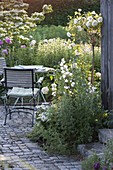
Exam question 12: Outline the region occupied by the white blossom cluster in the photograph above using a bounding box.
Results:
[0,1,52,45]
[67,9,103,38]
[36,104,50,122]
[51,58,77,97]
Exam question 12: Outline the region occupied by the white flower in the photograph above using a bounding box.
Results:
[63,64,68,70]
[51,83,57,89]
[74,18,78,24]
[52,91,56,96]
[92,11,96,15]
[19,35,24,39]
[88,77,91,82]
[40,113,47,122]
[71,82,75,87]
[61,58,65,64]
[88,82,91,86]
[43,39,48,43]
[29,35,33,39]
[77,26,82,31]
[69,73,73,76]
[37,77,44,83]
[72,63,77,68]
[65,79,68,83]
[65,71,70,76]
[87,16,93,21]
[71,43,76,47]
[75,50,81,56]
[92,20,98,27]
[67,32,71,37]
[96,72,101,78]
[78,9,82,12]
[51,83,57,91]
[89,86,96,93]
[61,70,65,74]
[86,21,91,28]
[62,74,66,79]
[97,17,103,23]
[30,39,36,46]
[64,86,70,89]
[60,59,65,67]
[41,86,49,94]
[68,45,72,49]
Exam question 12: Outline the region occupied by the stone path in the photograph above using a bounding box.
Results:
[0,106,82,170]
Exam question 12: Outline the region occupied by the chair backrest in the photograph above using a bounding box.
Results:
[4,68,35,89]
[0,57,6,76]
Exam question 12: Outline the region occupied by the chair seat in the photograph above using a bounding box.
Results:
[7,87,39,97]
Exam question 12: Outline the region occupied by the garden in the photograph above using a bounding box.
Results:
[0,0,113,169]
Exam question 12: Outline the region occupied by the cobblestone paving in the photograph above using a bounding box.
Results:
[0,106,82,170]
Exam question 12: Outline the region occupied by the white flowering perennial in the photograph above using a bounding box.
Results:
[51,58,77,97]
[67,9,103,40]
[51,83,57,97]
[0,0,52,51]
[36,104,51,123]
[41,86,49,95]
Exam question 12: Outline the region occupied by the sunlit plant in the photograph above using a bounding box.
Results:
[0,0,52,66]
[66,9,103,84]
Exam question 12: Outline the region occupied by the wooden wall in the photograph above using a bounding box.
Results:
[101,0,113,110]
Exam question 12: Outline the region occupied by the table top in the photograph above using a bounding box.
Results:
[13,65,55,73]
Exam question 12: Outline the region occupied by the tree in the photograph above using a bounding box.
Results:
[66,9,103,85]
[0,0,52,66]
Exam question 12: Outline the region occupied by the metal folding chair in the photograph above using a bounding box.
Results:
[3,68,39,126]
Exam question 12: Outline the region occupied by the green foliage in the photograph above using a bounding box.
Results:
[29,25,67,42]
[13,46,38,66]
[82,154,100,170]
[81,139,113,170]
[81,46,101,72]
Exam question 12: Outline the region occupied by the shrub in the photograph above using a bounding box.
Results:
[29,57,102,155]
[13,46,38,66]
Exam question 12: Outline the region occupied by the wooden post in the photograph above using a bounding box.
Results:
[101,0,113,110]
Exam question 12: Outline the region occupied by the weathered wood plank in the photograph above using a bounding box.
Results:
[108,0,113,109]
[101,0,113,110]
[100,0,109,109]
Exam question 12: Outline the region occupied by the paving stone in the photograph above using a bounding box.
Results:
[0,106,82,170]
[98,128,113,143]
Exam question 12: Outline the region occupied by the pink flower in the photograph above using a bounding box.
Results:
[2,49,8,55]
[5,37,12,44]
[21,45,26,48]
[0,40,3,45]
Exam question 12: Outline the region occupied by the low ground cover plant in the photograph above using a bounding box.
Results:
[82,139,113,170]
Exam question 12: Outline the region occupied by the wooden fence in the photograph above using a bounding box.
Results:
[101,0,113,110]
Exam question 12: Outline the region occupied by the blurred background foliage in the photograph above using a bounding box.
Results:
[25,0,100,26]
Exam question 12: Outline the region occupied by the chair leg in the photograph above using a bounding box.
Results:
[9,109,11,119]
[32,112,34,127]
[4,106,8,125]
